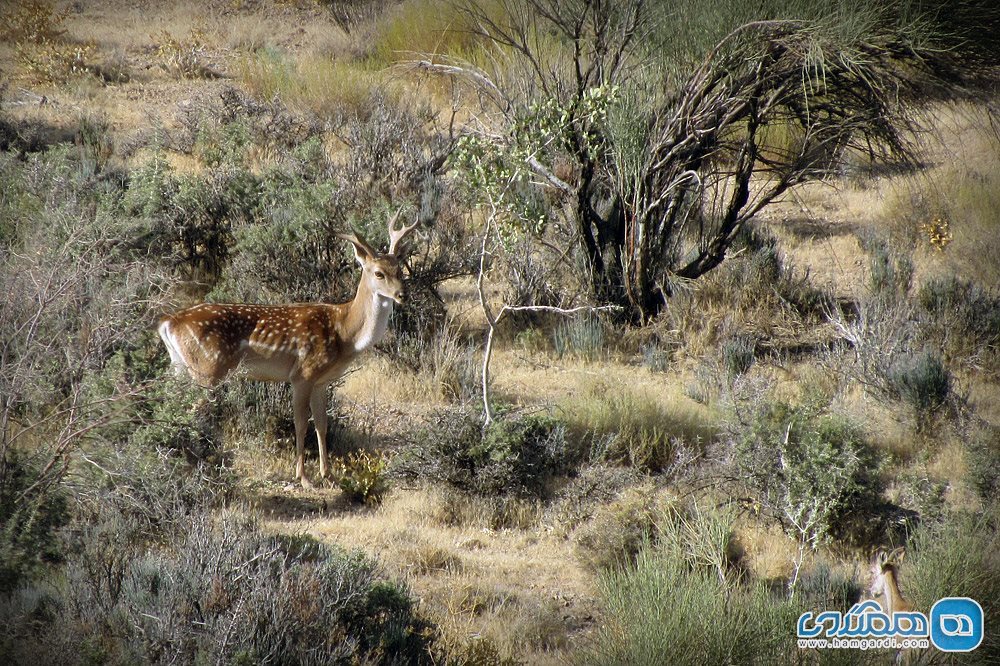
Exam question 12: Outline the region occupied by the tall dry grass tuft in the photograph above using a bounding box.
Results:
[582,503,800,666]
[561,380,710,473]
[237,48,383,119]
[371,0,492,64]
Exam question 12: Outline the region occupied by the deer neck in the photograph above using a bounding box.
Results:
[346,277,394,353]
[882,569,908,614]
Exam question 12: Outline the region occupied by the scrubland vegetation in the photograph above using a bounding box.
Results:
[2,1,1000,664]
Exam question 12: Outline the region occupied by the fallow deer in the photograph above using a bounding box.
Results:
[158,211,418,488]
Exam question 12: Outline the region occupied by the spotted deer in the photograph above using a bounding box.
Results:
[158,211,418,488]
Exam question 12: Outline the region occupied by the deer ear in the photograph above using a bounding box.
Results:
[349,241,369,266]
[891,547,906,563]
[338,233,373,266]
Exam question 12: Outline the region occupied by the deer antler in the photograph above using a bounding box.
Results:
[387,209,419,256]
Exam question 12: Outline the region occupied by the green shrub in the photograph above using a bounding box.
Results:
[0,143,176,592]
[893,472,948,524]
[1,510,436,665]
[721,333,756,379]
[216,380,296,443]
[906,506,1000,662]
[885,351,951,423]
[82,345,226,463]
[392,409,571,500]
[860,231,913,300]
[335,449,390,504]
[0,453,70,594]
[724,400,885,547]
[917,276,1000,368]
[582,534,799,665]
[2,433,433,664]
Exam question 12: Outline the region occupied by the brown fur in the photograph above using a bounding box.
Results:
[870,547,914,614]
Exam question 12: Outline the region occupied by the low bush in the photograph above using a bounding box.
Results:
[394,323,480,402]
[552,315,606,361]
[965,422,1000,504]
[829,236,964,428]
[237,48,380,120]
[573,482,665,572]
[638,340,673,372]
[1,0,67,43]
[154,29,212,79]
[0,453,70,595]
[884,351,951,424]
[665,227,829,358]
[335,449,390,504]
[1,436,435,665]
[1,510,436,665]
[721,333,757,379]
[792,561,863,613]
[722,399,886,547]
[547,463,642,534]
[860,231,913,301]
[370,0,487,65]
[392,409,571,501]
[16,40,95,84]
[917,276,1000,370]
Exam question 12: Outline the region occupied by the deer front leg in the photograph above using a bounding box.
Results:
[292,382,313,489]
[310,385,329,480]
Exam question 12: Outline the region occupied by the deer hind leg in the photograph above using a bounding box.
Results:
[310,385,330,480]
[292,382,313,489]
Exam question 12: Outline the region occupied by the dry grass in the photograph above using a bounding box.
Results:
[920,438,981,512]
[341,355,451,407]
[968,373,1000,426]
[224,14,273,53]
[881,104,1000,287]
[558,378,712,471]
[237,49,383,118]
[371,0,492,64]
[265,487,598,664]
[736,522,801,582]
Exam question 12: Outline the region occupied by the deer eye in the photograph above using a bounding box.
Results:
[374,271,385,280]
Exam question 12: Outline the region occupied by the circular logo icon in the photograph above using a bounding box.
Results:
[930,597,984,652]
